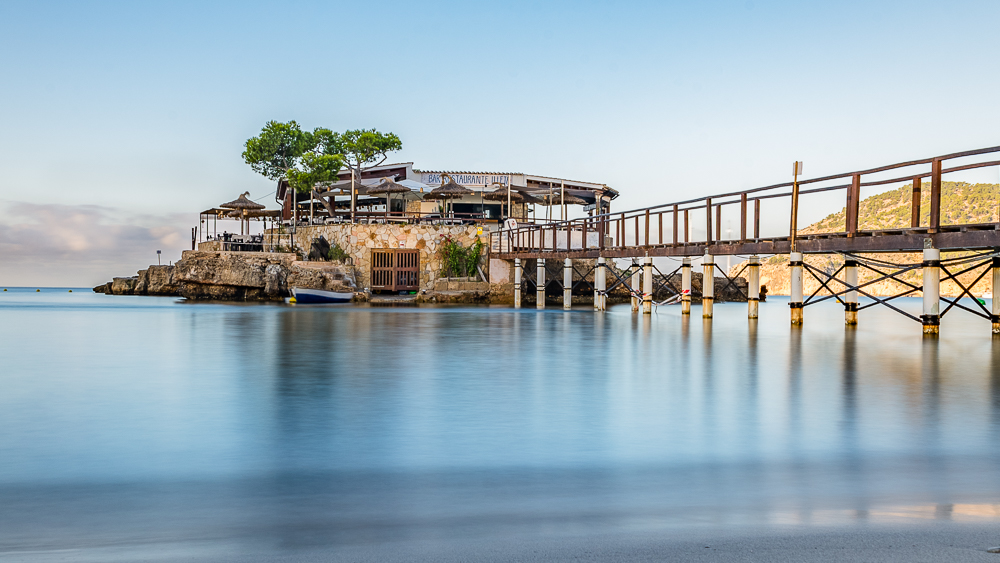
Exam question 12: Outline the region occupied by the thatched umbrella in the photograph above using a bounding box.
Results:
[426,173,473,217]
[484,184,526,220]
[367,178,412,219]
[540,193,587,206]
[221,192,265,234]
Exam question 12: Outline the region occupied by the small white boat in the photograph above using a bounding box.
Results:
[290,287,353,304]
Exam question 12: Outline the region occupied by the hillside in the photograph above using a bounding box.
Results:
[803,181,998,234]
[732,182,999,297]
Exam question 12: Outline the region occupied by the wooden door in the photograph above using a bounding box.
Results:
[370,249,420,292]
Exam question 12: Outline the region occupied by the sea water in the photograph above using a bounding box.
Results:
[2,288,1000,558]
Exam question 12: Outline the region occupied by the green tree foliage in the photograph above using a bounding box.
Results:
[242,122,402,191]
[242,120,315,181]
[285,152,345,194]
[326,129,403,179]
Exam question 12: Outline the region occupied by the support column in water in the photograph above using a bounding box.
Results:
[993,256,1000,334]
[922,247,940,335]
[681,257,692,315]
[789,251,804,325]
[536,259,546,310]
[563,258,572,310]
[844,259,858,326]
[702,253,714,319]
[513,258,522,309]
[595,256,606,311]
[748,255,760,319]
[631,264,640,312]
[642,255,653,315]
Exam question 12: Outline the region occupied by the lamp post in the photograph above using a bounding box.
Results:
[157,250,161,265]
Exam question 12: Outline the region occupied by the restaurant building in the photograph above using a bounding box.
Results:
[276,162,617,224]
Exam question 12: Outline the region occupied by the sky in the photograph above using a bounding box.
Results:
[1,0,999,286]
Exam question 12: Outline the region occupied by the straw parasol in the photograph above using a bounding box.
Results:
[220,192,265,234]
[484,184,529,220]
[366,178,412,219]
[540,193,587,206]
[220,191,265,211]
[483,186,526,203]
[424,173,473,216]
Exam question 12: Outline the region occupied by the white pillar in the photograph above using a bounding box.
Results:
[631,264,640,312]
[563,258,572,310]
[595,256,606,311]
[681,257,692,315]
[642,255,653,314]
[922,248,940,334]
[790,251,803,325]
[748,255,760,319]
[993,257,1000,334]
[514,258,522,309]
[536,259,546,310]
[844,259,858,325]
[702,253,714,319]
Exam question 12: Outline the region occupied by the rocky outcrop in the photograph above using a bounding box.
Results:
[133,265,178,296]
[97,251,358,301]
[110,277,138,295]
[286,261,356,294]
[264,264,286,297]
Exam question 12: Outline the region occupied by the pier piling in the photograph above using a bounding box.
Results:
[514,258,522,309]
[563,258,572,310]
[642,256,653,314]
[631,265,640,312]
[748,255,760,319]
[844,259,858,325]
[537,259,546,310]
[922,248,940,334]
[595,257,607,311]
[702,253,714,319]
[789,252,803,325]
[681,257,692,315]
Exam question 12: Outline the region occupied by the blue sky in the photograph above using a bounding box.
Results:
[1,0,999,285]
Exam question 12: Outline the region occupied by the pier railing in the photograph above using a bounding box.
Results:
[491,146,1000,257]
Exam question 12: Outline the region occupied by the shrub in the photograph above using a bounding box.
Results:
[439,236,484,278]
[327,242,350,262]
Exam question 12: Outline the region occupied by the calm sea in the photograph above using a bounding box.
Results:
[2,288,1000,559]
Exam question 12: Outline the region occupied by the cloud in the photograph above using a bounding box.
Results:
[0,201,190,287]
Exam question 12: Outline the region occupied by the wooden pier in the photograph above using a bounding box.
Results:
[491,146,1000,334]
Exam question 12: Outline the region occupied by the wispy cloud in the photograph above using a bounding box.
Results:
[0,201,189,287]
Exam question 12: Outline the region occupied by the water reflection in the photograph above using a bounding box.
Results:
[5,295,1000,553]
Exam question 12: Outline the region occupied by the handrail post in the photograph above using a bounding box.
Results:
[672,204,679,246]
[740,193,748,242]
[754,199,760,239]
[705,198,713,244]
[847,174,861,237]
[929,159,942,233]
[911,177,922,228]
[684,209,690,243]
[715,204,722,241]
[599,214,605,251]
[645,209,650,247]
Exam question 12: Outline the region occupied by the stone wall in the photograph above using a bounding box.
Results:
[273,224,487,291]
